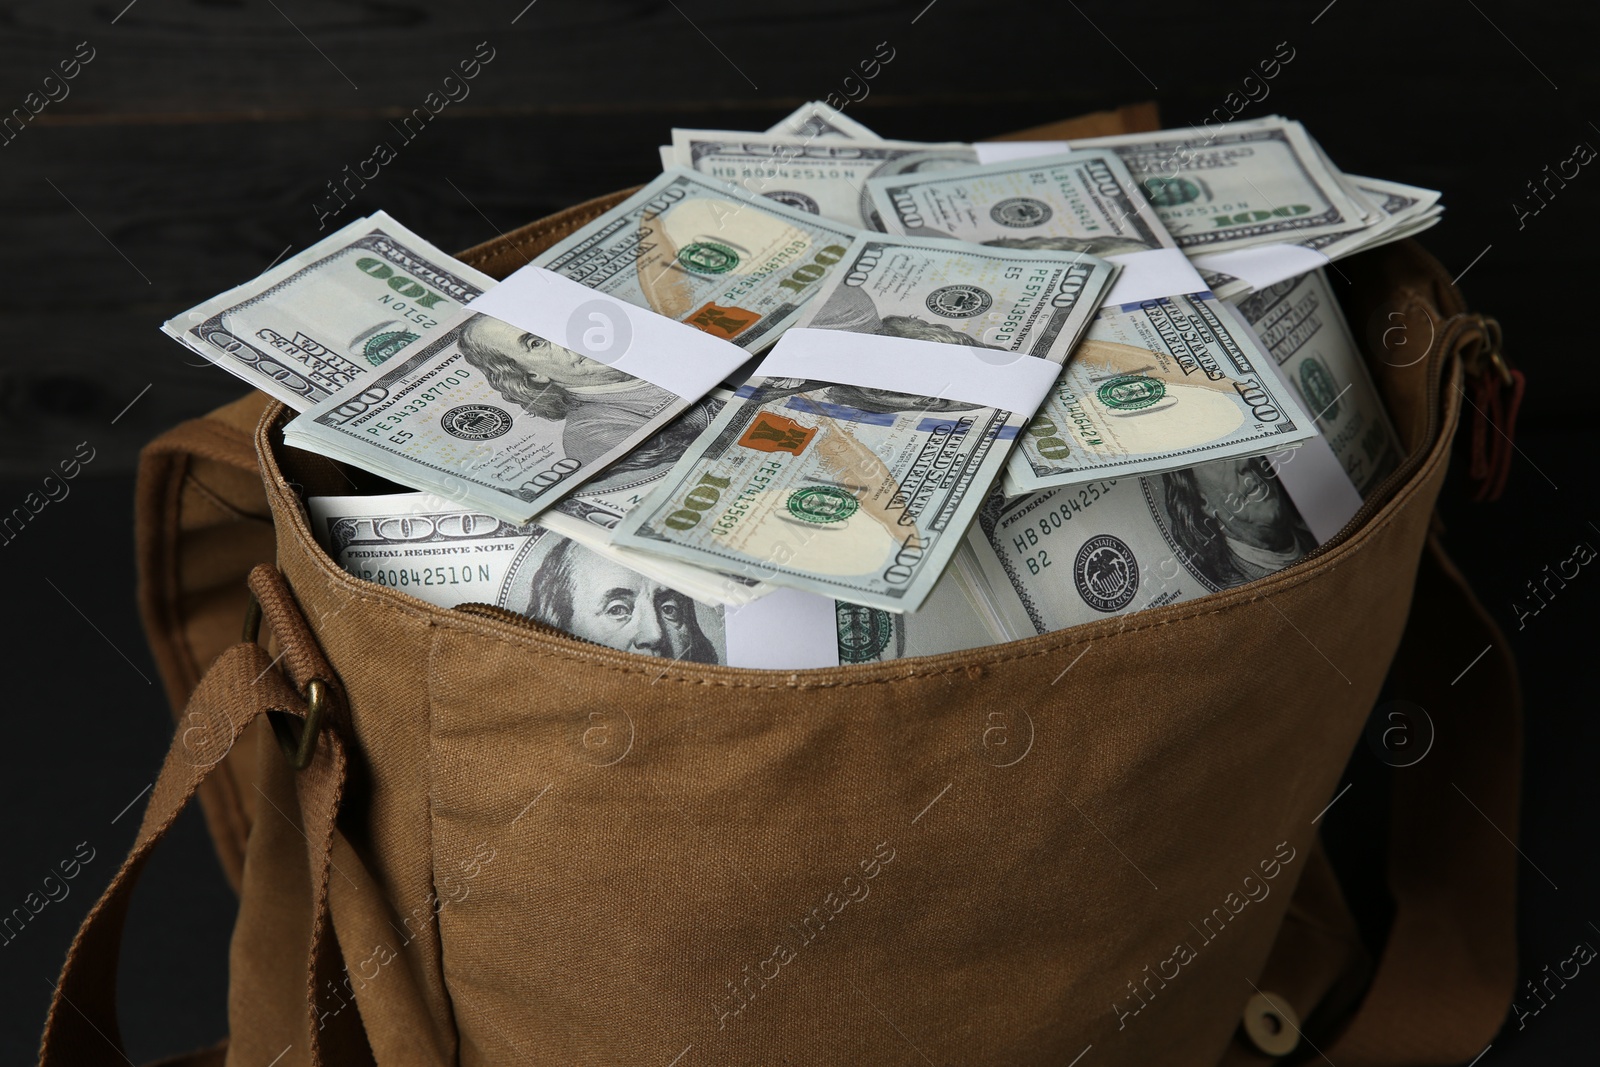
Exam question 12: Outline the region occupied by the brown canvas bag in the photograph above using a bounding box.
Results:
[42,105,1522,1066]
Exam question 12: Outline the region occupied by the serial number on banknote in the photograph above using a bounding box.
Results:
[355,564,500,589]
[1000,479,1119,571]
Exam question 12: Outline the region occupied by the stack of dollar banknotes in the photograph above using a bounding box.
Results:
[163,102,1440,669]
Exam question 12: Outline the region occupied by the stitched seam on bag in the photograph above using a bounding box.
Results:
[275,427,1455,691]
[420,616,466,1060]
[441,549,1400,689]
[162,454,203,691]
[444,597,1292,688]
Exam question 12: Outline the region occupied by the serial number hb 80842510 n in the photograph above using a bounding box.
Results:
[360,564,493,588]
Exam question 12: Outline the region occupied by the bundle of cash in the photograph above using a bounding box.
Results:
[862,151,1319,493]
[309,492,995,667]
[162,211,496,410]
[1064,116,1442,298]
[954,263,1397,638]
[278,168,858,524]
[958,457,1316,639]
[161,100,1416,651]
[666,128,978,231]
[609,233,1118,612]
[867,147,1176,255]
[1071,118,1372,253]
[1234,269,1401,497]
[656,97,883,169]
[1001,292,1316,493]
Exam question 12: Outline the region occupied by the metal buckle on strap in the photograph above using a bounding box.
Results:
[1457,312,1511,386]
[244,589,331,772]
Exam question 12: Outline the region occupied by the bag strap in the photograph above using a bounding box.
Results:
[1326,531,1522,1064]
[40,566,355,1067]
[136,391,277,891]
[137,390,274,716]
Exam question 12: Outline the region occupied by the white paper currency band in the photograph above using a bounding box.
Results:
[754,328,1063,416]
[464,266,749,401]
[973,140,1072,164]
[724,587,839,670]
[1104,248,1210,305]
[1268,438,1361,545]
[1190,243,1331,293]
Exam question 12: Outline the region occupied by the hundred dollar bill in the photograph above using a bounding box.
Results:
[1201,175,1444,301]
[1352,209,1443,253]
[1330,176,1442,256]
[961,454,1323,638]
[1070,119,1366,253]
[655,99,882,172]
[868,150,1177,256]
[309,491,736,661]
[1232,270,1400,497]
[308,493,991,665]
[612,234,1118,612]
[867,149,1318,491]
[162,211,495,410]
[670,129,977,230]
[832,563,997,662]
[1195,266,1246,295]
[1003,292,1316,494]
[534,167,861,349]
[540,390,778,606]
[767,99,883,141]
[283,170,860,523]
[1352,176,1442,225]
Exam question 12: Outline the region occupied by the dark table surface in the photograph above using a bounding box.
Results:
[2,1,1596,1062]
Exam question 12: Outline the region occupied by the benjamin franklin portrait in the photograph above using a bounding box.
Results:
[526,538,720,664]
[457,314,676,466]
[1154,455,1316,590]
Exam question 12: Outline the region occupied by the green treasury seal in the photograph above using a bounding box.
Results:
[1097,375,1166,410]
[677,241,741,274]
[1141,176,1202,207]
[787,485,859,524]
[361,328,420,366]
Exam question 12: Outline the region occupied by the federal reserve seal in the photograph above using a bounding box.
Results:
[763,190,821,214]
[1074,534,1139,613]
[677,241,741,274]
[990,197,1054,228]
[836,603,894,663]
[1097,375,1166,410]
[1141,176,1202,207]
[786,485,858,524]
[441,404,513,441]
[925,284,993,318]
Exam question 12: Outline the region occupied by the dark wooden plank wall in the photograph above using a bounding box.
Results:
[0,0,1591,475]
[4,3,1599,1061]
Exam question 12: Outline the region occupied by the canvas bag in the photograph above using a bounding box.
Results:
[42,105,1523,1066]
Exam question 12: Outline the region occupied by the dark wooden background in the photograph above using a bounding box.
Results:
[3,1,1596,1062]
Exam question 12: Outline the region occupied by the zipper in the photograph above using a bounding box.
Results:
[454,601,593,642]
